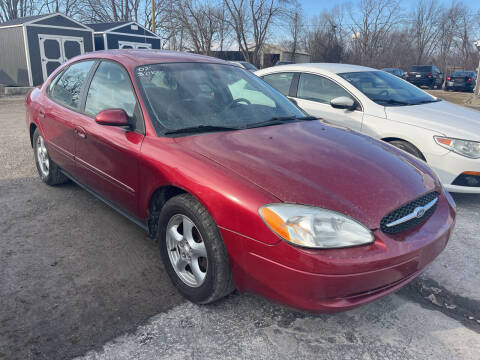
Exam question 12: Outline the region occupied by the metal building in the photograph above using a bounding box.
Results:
[0,13,94,86]
[87,21,161,51]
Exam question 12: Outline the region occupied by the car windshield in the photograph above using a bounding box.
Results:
[410,66,432,72]
[451,71,474,77]
[135,63,305,134]
[338,71,437,106]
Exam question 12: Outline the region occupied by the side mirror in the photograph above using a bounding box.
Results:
[95,109,129,127]
[330,96,355,110]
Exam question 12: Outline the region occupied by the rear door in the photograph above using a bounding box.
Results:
[42,60,95,175]
[74,60,144,216]
[292,73,363,131]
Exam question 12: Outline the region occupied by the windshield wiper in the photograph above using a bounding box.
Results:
[244,116,317,129]
[371,99,412,106]
[164,125,240,135]
[414,98,442,105]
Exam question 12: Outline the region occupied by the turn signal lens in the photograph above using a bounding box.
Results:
[259,207,290,240]
[259,204,374,249]
[436,137,453,146]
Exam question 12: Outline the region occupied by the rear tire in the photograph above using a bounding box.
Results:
[389,140,425,161]
[33,128,68,186]
[157,193,235,304]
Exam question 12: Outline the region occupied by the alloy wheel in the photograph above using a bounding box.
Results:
[36,135,50,177]
[166,214,208,287]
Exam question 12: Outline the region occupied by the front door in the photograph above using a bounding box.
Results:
[39,35,85,82]
[74,60,144,216]
[293,73,363,132]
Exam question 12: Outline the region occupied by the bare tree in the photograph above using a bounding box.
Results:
[305,6,347,63]
[437,3,462,76]
[409,0,440,64]
[0,0,39,21]
[223,0,286,66]
[176,0,222,55]
[287,7,303,63]
[348,0,402,67]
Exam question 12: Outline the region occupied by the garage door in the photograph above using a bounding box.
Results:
[39,35,85,82]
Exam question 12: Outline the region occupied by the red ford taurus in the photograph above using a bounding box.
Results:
[25,50,456,312]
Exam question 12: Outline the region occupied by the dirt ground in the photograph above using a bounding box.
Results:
[426,89,480,110]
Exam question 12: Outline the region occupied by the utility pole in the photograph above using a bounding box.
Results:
[151,0,156,33]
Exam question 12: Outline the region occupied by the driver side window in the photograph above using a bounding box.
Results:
[297,73,351,105]
[84,61,144,132]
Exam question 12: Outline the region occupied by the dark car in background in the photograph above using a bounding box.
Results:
[406,65,443,89]
[381,68,406,79]
[445,70,477,92]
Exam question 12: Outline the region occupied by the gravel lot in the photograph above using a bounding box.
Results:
[0,95,479,359]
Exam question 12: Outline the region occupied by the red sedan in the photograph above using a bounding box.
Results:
[25,50,456,312]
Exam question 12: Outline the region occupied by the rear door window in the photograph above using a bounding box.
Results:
[297,73,351,104]
[50,60,94,109]
[263,72,294,96]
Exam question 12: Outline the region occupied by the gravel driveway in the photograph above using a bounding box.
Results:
[0,96,479,359]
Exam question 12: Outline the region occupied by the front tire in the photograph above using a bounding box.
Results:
[33,128,68,186]
[157,194,235,304]
[389,140,425,161]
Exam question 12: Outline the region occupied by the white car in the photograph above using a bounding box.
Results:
[256,63,480,193]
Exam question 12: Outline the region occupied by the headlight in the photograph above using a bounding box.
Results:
[259,204,374,249]
[434,136,480,159]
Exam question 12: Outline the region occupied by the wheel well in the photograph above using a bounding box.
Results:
[147,185,187,238]
[381,137,426,161]
[29,123,37,147]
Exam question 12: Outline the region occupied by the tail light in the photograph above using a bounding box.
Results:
[428,73,433,77]
[446,77,451,81]
[407,72,410,77]
[467,78,473,82]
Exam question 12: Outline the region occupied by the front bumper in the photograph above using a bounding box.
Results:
[221,191,455,312]
[427,151,480,193]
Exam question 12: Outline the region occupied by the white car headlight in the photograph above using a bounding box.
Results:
[259,204,374,249]
[434,136,480,159]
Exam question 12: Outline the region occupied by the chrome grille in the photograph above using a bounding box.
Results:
[380,192,439,235]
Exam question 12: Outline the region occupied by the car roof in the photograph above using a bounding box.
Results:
[256,63,377,76]
[73,49,231,70]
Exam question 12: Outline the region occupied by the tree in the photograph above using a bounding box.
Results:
[305,6,347,63]
[0,0,38,21]
[223,0,286,66]
[176,0,222,55]
[348,0,403,67]
[409,0,440,64]
[287,7,303,63]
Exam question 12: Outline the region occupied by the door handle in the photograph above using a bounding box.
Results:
[74,126,86,139]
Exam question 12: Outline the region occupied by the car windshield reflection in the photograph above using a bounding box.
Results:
[339,71,437,106]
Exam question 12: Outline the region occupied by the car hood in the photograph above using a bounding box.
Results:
[385,100,480,141]
[176,121,439,229]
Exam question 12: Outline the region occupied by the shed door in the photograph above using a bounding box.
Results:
[39,35,85,82]
[118,40,152,49]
